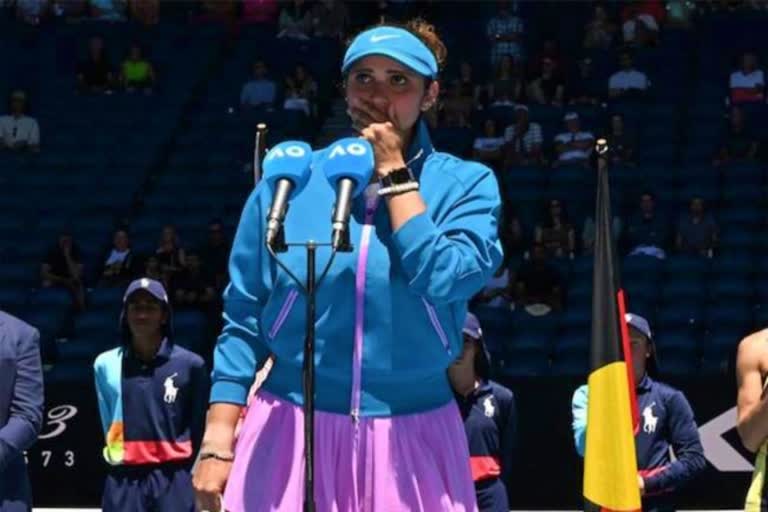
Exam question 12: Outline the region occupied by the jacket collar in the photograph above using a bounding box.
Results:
[406,120,435,175]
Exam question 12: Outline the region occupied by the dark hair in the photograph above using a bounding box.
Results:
[640,190,656,200]
[209,217,224,226]
[542,198,569,228]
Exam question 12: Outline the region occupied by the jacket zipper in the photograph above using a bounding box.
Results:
[421,298,452,356]
[267,289,299,340]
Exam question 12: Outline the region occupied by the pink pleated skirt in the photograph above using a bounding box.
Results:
[223,391,479,512]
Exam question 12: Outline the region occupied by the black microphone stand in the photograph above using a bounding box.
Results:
[266,227,350,512]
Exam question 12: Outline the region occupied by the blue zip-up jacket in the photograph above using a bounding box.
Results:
[456,381,517,512]
[0,311,44,510]
[211,121,503,416]
[572,376,707,510]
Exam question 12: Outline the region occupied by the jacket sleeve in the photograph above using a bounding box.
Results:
[571,385,589,458]
[210,187,272,406]
[642,390,707,494]
[500,390,518,491]
[390,164,503,305]
[0,326,44,471]
[93,358,111,437]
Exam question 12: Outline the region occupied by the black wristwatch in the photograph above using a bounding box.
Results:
[379,166,416,188]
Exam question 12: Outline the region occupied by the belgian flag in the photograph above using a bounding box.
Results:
[583,141,641,512]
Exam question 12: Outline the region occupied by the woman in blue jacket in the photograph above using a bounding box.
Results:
[194,19,503,512]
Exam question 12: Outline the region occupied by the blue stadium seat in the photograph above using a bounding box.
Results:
[498,347,550,377]
[174,310,209,355]
[551,347,589,377]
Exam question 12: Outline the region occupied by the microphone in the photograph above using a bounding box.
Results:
[322,138,375,252]
[262,140,313,252]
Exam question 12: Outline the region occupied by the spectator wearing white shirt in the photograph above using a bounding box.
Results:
[473,118,506,166]
[729,52,765,105]
[554,112,594,166]
[0,90,40,153]
[503,104,543,167]
[608,50,650,100]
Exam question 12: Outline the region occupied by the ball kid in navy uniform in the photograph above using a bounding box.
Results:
[449,313,517,512]
[571,313,706,511]
[94,278,209,512]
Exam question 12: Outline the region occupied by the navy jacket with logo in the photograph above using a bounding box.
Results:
[456,380,517,511]
[94,339,208,467]
[0,311,44,510]
[573,375,707,510]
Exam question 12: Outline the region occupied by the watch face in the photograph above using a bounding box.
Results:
[390,168,414,185]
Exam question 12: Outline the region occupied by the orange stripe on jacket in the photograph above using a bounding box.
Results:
[470,455,501,481]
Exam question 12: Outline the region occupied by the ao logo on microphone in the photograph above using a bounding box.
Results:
[328,141,370,159]
[264,144,307,160]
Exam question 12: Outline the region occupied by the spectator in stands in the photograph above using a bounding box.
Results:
[14,0,47,24]
[535,199,575,259]
[77,36,114,94]
[606,113,636,165]
[0,90,40,153]
[308,0,349,39]
[240,59,277,109]
[554,112,595,167]
[609,50,650,100]
[626,191,668,259]
[41,231,86,311]
[120,42,156,94]
[129,0,159,25]
[89,0,127,21]
[156,225,186,286]
[582,214,623,254]
[715,106,759,165]
[583,3,616,50]
[241,0,279,24]
[528,37,566,79]
[486,0,524,67]
[99,229,135,287]
[515,242,563,312]
[173,252,217,310]
[441,81,474,127]
[488,55,523,106]
[499,204,525,259]
[143,254,167,289]
[676,197,718,257]
[283,64,318,118]
[456,60,481,109]
[621,1,664,47]
[198,218,230,292]
[568,57,603,105]
[0,312,43,512]
[473,118,506,166]
[277,0,311,40]
[503,104,543,167]
[526,57,565,107]
[729,52,765,105]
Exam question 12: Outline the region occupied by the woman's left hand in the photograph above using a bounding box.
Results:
[349,98,407,178]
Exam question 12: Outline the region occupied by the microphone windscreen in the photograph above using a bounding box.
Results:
[263,141,313,197]
[322,138,375,197]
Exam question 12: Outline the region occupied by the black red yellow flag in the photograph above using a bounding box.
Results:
[583,141,641,512]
